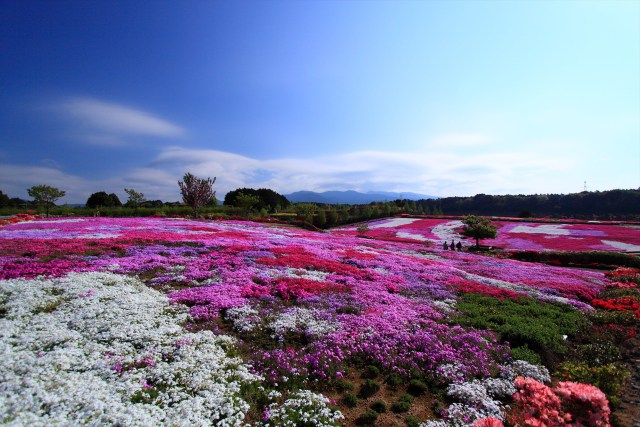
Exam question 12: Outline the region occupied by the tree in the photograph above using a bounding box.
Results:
[234,192,260,216]
[0,190,10,208]
[86,191,122,209]
[178,172,216,217]
[27,185,65,217]
[224,187,290,212]
[461,215,497,248]
[124,188,145,210]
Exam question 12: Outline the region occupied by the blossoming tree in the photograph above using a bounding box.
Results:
[178,172,216,217]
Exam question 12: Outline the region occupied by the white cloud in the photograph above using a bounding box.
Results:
[0,143,576,204]
[150,146,571,198]
[55,97,185,145]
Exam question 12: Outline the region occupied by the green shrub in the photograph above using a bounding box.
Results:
[510,344,542,365]
[509,250,640,269]
[453,294,584,359]
[356,410,378,425]
[406,415,421,427]
[407,379,428,396]
[362,365,380,379]
[392,400,411,413]
[370,400,387,413]
[385,372,404,388]
[392,394,413,413]
[573,342,622,366]
[587,310,637,327]
[555,362,630,398]
[343,393,358,408]
[359,379,381,398]
[335,379,355,392]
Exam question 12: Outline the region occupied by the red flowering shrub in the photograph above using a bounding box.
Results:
[449,277,524,300]
[473,417,504,427]
[591,296,640,317]
[508,377,567,426]
[604,281,637,290]
[605,267,640,284]
[507,377,612,427]
[554,381,610,427]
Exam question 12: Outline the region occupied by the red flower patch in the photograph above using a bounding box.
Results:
[270,277,350,301]
[449,277,524,300]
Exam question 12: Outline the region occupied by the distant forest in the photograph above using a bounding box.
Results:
[1,188,638,222]
[406,189,640,220]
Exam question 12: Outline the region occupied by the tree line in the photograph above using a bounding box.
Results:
[2,178,638,222]
[395,189,640,220]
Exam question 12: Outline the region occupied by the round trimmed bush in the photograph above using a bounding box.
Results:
[359,379,381,398]
[370,400,387,413]
[343,393,358,408]
[356,410,379,426]
[408,379,428,396]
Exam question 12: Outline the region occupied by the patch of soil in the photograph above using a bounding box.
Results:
[611,329,640,427]
[325,371,441,426]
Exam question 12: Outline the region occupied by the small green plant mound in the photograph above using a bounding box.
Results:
[407,379,428,396]
[343,393,358,408]
[362,365,380,379]
[392,394,413,413]
[335,379,355,392]
[453,294,584,359]
[359,379,381,398]
[406,415,421,427]
[385,372,404,388]
[370,400,387,413]
[356,410,379,425]
[511,344,542,365]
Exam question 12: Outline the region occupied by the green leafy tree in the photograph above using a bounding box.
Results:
[294,203,316,223]
[223,187,289,212]
[124,188,145,210]
[461,215,497,247]
[86,192,122,209]
[315,209,327,227]
[0,190,10,208]
[234,192,260,216]
[178,172,216,217]
[27,185,65,217]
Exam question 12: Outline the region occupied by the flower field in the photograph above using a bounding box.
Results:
[335,217,640,252]
[1,216,637,426]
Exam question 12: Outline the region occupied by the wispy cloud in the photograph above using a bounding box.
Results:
[0,142,577,204]
[151,146,571,198]
[55,97,185,146]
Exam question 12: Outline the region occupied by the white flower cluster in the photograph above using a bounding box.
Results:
[225,305,260,333]
[269,307,338,340]
[422,360,550,427]
[0,272,260,426]
[431,298,457,314]
[504,359,551,384]
[263,389,343,427]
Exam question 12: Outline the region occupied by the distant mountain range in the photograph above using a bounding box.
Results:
[284,190,437,205]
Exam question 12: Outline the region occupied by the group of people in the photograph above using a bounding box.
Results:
[443,240,463,251]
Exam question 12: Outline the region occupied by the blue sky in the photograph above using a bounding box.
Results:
[1,0,638,204]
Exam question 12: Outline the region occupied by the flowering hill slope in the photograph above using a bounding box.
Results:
[334,217,640,252]
[0,217,628,426]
